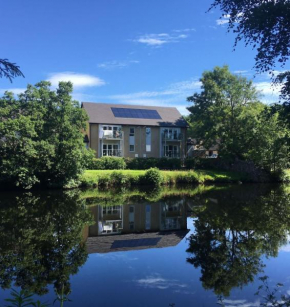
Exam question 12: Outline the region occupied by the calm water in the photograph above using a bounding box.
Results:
[0,184,290,307]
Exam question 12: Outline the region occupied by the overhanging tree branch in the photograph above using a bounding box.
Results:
[0,58,24,82]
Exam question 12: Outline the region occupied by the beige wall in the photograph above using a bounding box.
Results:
[122,126,161,158]
[89,123,187,158]
[90,124,99,157]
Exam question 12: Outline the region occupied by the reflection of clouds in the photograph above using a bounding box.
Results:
[222,299,260,307]
[94,253,138,261]
[136,274,188,290]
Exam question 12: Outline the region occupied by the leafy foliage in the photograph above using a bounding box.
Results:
[0,81,89,189]
[209,0,290,123]
[187,66,290,171]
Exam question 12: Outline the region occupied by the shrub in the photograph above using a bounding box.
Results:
[124,157,159,170]
[124,157,181,170]
[142,168,163,186]
[110,171,129,185]
[90,157,126,170]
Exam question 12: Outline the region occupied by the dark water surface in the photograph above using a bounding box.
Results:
[0,184,290,307]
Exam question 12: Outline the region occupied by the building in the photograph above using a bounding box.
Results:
[187,138,219,158]
[82,102,188,159]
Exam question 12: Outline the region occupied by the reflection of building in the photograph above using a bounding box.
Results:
[84,200,189,254]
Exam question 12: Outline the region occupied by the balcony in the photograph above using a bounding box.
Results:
[163,151,180,158]
[101,130,123,140]
[102,149,123,157]
[162,133,183,142]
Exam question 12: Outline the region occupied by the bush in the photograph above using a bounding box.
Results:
[90,157,126,170]
[110,171,129,185]
[184,158,219,170]
[142,168,163,186]
[124,157,181,170]
[124,157,158,170]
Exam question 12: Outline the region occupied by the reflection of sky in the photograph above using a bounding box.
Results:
[222,299,260,307]
[2,218,290,306]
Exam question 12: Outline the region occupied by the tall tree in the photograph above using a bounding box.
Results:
[210,0,290,118]
[187,66,289,171]
[0,81,91,189]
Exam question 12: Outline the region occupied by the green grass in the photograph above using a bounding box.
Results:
[81,169,247,188]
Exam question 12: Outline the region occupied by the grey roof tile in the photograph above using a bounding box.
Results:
[82,102,188,127]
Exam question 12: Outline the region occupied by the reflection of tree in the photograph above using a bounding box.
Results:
[186,186,290,297]
[0,190,93,297]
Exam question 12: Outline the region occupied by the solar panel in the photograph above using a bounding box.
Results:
[111,107,162,119]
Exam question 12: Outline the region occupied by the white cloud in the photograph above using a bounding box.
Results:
[98,60,139,70]
[234,70,249,74]
[0,88,26,95]
[47,72,105,88]
[107,78,200,115]
[134,32,190,47]
[173,28,196,33]
[255,81,282,96]
[216,14,231,25]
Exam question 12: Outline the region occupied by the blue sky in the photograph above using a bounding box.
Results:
[1,0,286,114]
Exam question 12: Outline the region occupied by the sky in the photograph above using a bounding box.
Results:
[1,0,287,115]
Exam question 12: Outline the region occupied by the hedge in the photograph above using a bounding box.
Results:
[88,157,182,170]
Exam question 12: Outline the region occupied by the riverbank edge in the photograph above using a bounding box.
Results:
[80,169,249,188]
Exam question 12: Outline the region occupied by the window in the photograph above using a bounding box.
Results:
[146,127,151,152]
[129,128,135,152]
[103,144,120,156]
[163,128,180,140]
[164,145,179,158]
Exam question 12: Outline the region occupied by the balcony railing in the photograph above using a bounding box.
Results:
[162,133,183,141]
[102,149,123,157]
[102,130,123,140]
[163,151,180,158]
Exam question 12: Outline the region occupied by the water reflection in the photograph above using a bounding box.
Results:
[85,197,189,253]
[186,185,290,297]
[0,190,92,297]
[0,185,289,306]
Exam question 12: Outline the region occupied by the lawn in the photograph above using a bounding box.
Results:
[81,169,247,187]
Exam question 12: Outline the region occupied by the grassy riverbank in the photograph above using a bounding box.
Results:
[80,169,247,187]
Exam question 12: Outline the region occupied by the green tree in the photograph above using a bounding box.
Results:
[187,65,289,171]
[209,0,290,121]
[0,81,90,189]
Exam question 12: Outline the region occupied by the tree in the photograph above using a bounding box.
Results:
[0,81,90,189]
[210,0,290,118]
[0,58,24,82]
[187,65,289,171]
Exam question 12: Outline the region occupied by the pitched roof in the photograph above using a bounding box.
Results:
[82,102,188,127]
[86,230,189,254]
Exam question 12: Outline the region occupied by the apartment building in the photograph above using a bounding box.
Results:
[82,102,188,159]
